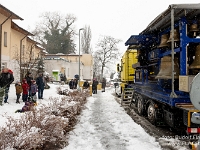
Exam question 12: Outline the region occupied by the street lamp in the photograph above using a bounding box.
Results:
[78,28,84,89]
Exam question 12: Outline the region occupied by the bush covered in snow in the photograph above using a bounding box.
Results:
[0,87,90,150]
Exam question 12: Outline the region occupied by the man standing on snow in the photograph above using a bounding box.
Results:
[101,78,106,92]
[92,78,98,94]
[69,79,74,89]
[36,73,45,99]
[0,68,14,104]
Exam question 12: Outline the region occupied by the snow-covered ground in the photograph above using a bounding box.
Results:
[0,83,190,150]
[63,90,161,150]
[0,83,58,127]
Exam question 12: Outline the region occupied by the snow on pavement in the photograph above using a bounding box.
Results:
[63,89,161,150]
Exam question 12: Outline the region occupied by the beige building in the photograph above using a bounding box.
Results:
[0,5,23,76]
[44,53,93,81]
[0,4,43,81]
[64,54,93,80]
[44,56,70,81]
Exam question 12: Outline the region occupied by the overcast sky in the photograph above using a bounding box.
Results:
[1,0,200,57]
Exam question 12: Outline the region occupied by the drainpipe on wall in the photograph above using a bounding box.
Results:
[20,34,28,81]
[0,14,12,72]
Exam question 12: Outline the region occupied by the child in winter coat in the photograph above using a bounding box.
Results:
[15,101,35,113]
[15,81,23,103]
[22,79,29,102]
[30,80,37,103]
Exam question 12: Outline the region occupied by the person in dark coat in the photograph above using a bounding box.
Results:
[36,73,45,99]
[101,78,106,92]
[73,79,78,89]
[69,79,74,89]
[83,80,90,89]
[25,72,33,96]
[92,79,98,94]
[0,68,14,104]
[60,74,67,84]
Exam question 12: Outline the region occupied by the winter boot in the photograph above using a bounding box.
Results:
[0,97,3,106]
[0,88,4,106]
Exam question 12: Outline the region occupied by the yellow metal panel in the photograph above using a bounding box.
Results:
[121,49,138,82]
[188,110,191,127]
[97,83,102,90]
[120,82,126,93]
[90,85,92,96]
[80,81,84,87]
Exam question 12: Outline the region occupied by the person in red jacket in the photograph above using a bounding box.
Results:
[22,79,29,102]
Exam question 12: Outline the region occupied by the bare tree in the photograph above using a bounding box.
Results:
[94,35,121,80]
[93,55,101,79]
[12,44,40,80]
[32,12,77,54]
[81,25,92,54]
